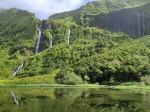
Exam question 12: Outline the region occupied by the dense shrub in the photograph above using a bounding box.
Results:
[55,70,82,85]
[141,76,150,85]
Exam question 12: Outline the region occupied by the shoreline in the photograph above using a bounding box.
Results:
[0,83,150,90]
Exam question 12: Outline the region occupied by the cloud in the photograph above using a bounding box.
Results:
[0,0,94,20]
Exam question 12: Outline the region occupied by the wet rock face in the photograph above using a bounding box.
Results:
[94,9,146,36]
[109,12,145,36]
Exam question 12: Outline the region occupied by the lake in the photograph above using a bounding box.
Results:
[0,87,150,112]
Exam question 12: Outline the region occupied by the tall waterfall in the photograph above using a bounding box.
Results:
[142,12,145,36]
[137,13,141,36]
[11,92,19,105]
[136,12,145,36]
[12,62,24,77]
[49,34,52,47]
[11,23,42,77]
[67,27,71,44]
[35,24,42,54]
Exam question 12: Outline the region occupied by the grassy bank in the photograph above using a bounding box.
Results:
[113,85,150,90]
[0,82,104,88]
[0,81,150,90]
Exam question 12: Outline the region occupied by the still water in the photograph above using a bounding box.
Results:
[0,87,150,112]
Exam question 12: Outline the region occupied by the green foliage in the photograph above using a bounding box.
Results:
[1,0,150,85]
[50,0,149,20]
[9,69,59,84]
[20,33,150,84]
[141,76,150,85]
[55,70,82,85]
[49,0,150,28]
[0,8,39,78]
[19,12,150,85]
[49,0,150,35]
[42,30,51,39]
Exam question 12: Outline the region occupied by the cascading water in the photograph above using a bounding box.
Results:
[11,92,19,105]
[35,24,42,54]
[11,23,42,77]
[128,18,131,34]
[67,27,71,44]
[136,12,145,36]
[137,13,141,36]
[11,62,24,77]
[142,12,145,36]
[49,34,52,47]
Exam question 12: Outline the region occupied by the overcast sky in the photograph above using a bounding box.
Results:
[0,0,94,20]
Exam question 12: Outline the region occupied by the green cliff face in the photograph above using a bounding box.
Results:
[89,2,150,36]
[49,0,150,36]
[50,0,150,20]
[0,8,39,78]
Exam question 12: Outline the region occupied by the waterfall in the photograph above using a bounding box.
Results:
[11,92,19,105]
[142,12,145,36]
[128,18,131,34]
[136,12,145,36]
[137,13,141,36]
[11,23,42,77]
[12,62,24,77]
[35,24,42,54]
[67,27,70,44]
[67,36,70,44]
[49,35,52,47]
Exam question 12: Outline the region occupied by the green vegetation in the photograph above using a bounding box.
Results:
[8,69,59,85]
[0,8,39,78]
[0,87,150,112]
[18,32,150,85]
[1,0,150,86]
[50,0,150,20]
[55,69,83,85]
[50,0,150,36]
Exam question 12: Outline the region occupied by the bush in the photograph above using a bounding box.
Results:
[141,76,150,85]
[55,70,82,85]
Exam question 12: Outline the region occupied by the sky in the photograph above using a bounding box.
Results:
[0,0,94,20]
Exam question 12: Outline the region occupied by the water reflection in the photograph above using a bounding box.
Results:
[0,88,150,112]
[11,92,19,105]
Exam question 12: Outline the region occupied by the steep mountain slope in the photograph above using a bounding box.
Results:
[37,0,150,53]
[89,2,150,36]
[0,8,39,78]
[18,32,150,84]
[1,0,150,85]
[50,0,150,36]
[50,0,149,19]
[16,0,150,84]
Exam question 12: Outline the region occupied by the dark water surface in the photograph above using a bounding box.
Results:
[0,87,150,112]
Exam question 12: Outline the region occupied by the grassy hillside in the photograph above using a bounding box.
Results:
[0,8,39,78]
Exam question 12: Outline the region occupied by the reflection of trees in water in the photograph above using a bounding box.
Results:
[70,89,150,112]
[54,88,83,98]
[52,88,149,112]
[52,88,84,112]
[0,88,150,112]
